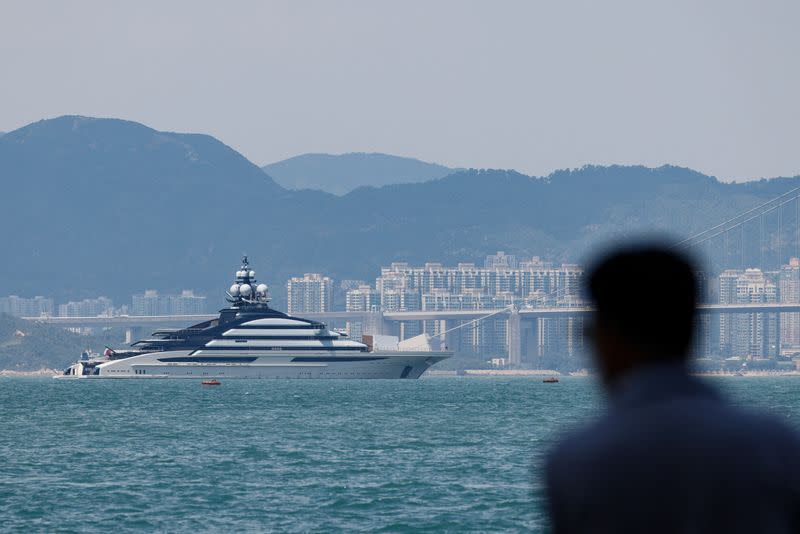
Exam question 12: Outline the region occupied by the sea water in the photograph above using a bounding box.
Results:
[1,376,798,533]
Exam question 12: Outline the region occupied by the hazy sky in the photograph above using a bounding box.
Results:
[1,1,797,181]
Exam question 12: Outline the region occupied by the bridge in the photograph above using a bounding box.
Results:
[22,302,800,359]
[25,303,800,329]
[386,303,800,321]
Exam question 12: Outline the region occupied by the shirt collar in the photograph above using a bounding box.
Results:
[609,360,719,412]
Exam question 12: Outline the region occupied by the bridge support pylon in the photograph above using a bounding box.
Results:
[364,311,391,337]
[508,308,522,366]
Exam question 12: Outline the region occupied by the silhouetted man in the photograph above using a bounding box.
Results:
[546,245,800,533]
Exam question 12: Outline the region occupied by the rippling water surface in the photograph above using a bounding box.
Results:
[1,376,798,533]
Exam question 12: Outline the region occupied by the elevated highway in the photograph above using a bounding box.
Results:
[22,303,800,361]
[385,302,800,321]
[22,303,800,329]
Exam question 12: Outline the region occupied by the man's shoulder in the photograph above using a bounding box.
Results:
[548,395,800,470]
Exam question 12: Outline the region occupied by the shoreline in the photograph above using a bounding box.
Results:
[428,369,800,378]
[692,370,800,377]
[0,368,59,377]
[3,369,799,378]
[425,369,563,377]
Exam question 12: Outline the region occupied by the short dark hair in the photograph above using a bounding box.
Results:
[586,244,697,360]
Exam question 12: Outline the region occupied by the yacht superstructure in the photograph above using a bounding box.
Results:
[59,258,451,379]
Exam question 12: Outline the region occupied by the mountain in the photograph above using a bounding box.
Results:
[0,115,287,302]
[262,152,455,195]
[1,116,798,311]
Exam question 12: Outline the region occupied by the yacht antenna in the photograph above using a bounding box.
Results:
[226,256,270,305]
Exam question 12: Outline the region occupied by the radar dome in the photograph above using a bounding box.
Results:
[256,284,268,294]
[249,270,256,278]
[229,284,240,296]
[240,284,252,297]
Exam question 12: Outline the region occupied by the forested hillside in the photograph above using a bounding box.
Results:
[1,116,797,310]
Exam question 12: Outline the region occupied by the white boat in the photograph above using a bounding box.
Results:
[58,257,451,379]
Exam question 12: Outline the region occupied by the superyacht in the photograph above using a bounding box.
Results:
[59,258,451,379]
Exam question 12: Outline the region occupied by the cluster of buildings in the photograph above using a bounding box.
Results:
[58,297,114,318]
[700,258,800,359]
[0,295,54,317]
[0,290,207,318]
[284,253,800,364]
[286,252,586,362]
[130,290,207,316]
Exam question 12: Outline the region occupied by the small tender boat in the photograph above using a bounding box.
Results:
[201,379,221,386]
[543,377,559,383]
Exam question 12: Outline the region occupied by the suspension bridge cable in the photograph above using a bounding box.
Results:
[675,185,800,247]
[427,305,515,340]
[679,195,799,248]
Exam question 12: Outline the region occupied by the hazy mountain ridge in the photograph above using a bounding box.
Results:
[262,152,455,195]
[0,115,285,301]
[1,116,798,309]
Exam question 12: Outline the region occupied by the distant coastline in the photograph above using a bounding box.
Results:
[693,370,800,377]
[426,369,574,377]
[0,368,58,377]
[5,368,799,378]
[426,369,800,378]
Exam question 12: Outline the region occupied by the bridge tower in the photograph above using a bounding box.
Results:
[507,307,522,366]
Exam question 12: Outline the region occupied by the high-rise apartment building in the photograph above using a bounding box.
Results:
[719,268,778,358]
[485,251,517,270]
[287,273,333,315]
[344,285,379,343]
[0,295,54,317]
[779,258,800,353]
[375,270,422,340]
[58,297,113,317]
[168,290,207,315]
[132,290,167,316]
[345,285,379,312]
[718,269,740,355]
[132,290,205,316]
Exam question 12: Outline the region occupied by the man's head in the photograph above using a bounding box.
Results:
[585,244,697,387]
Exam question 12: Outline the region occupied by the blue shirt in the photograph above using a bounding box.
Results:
[545,363,800,533]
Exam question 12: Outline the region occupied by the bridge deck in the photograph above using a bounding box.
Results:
[20,303,800,328]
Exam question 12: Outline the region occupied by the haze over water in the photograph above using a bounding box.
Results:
[1,376,798,533]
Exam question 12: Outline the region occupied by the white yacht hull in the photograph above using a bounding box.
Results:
[57,350,451,379]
